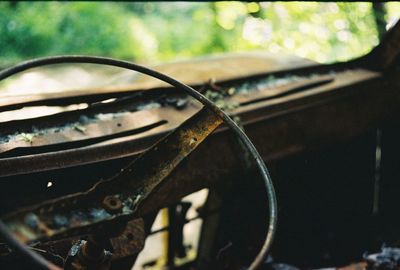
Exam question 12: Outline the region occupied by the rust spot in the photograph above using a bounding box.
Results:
[102,196,123,214]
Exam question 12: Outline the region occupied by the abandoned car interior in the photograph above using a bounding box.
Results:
[1,2,400,270]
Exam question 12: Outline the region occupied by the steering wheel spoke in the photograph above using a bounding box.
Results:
[1,107,222,245]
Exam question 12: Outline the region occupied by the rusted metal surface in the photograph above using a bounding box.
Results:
[17,219,145,264]
[132,68,400,217]
[0,68,380,177]
[0,108,168,157]
[229,74,334,106]
[0,104,199,176]
[110,218,145,260]
[1,107,222,244]
[0,52,315,112]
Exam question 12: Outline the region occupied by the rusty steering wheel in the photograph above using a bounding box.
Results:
[0,56,277,270]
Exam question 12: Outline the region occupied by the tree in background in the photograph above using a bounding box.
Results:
[0,2,399,67]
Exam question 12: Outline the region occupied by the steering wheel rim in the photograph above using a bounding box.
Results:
[0,55,277,270]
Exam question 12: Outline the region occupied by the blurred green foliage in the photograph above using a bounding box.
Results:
[0,2,399,67]
[0,2,138,65]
